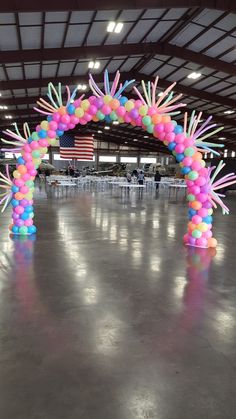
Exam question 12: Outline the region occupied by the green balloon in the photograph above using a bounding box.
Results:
[31,132,39,141]
[147,124,154,134]
[26,180,34,188]
[188,170,198,181]
[110,111,118,121]
[187,194,195,201]
[97,111,105,121]
[32,150,41,159]
[142,116,152,126]
[19,226,28,235]
[192,229,202,239]
[184,147,195,157]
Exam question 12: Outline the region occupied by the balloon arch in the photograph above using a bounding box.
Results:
[1,70,236,248]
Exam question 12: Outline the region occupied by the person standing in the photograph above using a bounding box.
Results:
[138,170,145,185]
[154,170,161,190]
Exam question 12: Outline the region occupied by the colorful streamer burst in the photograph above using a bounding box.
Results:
[183,111,224,156]
[133,76,186,115]
[1,123,31,153]
[0,165,13,213]
[207,160,236,214]
[89,69,135,98]
[34,82,84,115]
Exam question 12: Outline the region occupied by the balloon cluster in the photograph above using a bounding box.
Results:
[0,71,235,248]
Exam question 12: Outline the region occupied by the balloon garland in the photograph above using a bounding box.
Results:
[1,70,236,248]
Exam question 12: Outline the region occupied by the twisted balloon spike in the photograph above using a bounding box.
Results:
[89,69,135,98]
[1,123,31,152]
[133,76,186,115]
[183,111,224,156]
[208,161,236,214]
[34,82,76,115]
[0,165,13,213]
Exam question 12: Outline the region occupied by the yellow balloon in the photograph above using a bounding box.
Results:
[125,100,134,112]
[39,147,48,155]
[103,95,112,104]
[201,160,206,167]
[40,120,49,130]
[198,222,208,232]
[25,192,33,200]
[118,117,124,123]
[139,105,148,116]
[48,138,59,147]
[208,208,213,215]
[75,107,85,118]
[81,99,90,111]
[13,170,21,179]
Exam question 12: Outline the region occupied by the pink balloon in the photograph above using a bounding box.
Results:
[25,219,33,227]
[47,130,56,138]
[29,169,37,177]
[192,215,202,224]
[38,139,49,147]
[124,114,131,123]
[199,167,208,177]
[52,112,60,122]
[23,152,32,161]
[135,100,143,108]
[68,123,75,130]
[116,106,126,117]
[191,161,202,171]
[36,125,41,132]
[88,105,98,115]
[49,121,58,130]
[20,186,29,194]
[204,230,212,239]
[164,122,175,133]
[22,173,31,181]
[61,115,70,125]
[30,141,39,150]
[158,132,166,141]
[148,107,156,117]
[14,179,24,187]
[196,237,207,247]
[70,116,79,125]
[191,185,200,195]
[183,157,193,167]
[197,193,208,203]
[175,133,185,143]
[195,176,206,187]
[165,132,175,143]
[79,118,87,125]
[23,144,32,153]
[175,144,185,154]
[154,123,164,133]
[83,113,92,122]
[26,162,34,171]
[101,105,111,115]
[184,138,194,147]
[15,206,24,215]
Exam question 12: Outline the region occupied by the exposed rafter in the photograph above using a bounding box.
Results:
[0,0,235,12]
[0,42,235,76]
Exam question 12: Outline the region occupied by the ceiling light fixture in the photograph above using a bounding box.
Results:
[224,110,235,115]
[104,126,110,130]
[133,139,138,142]
[77,84,87,91]
[0,105,8,110]
[113,121,119,125]
[88,61,100,69]
[219,137,226,140]
[144,135,149,138]
[98,130,103,134]
[5,115,12,119]
[107,21,123,33]
[187,72,202,80]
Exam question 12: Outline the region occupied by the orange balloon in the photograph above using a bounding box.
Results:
[208,237,217,248]
[92,116,99,122]
[192,152,202,161]
[110,99,120,110]
[162,115,171,123]
[58,106,66,115]
[191,201,202,210]
[188,222,196,231]
[152,114,162,124]
[15,192,24,200]
[17,165,27,175]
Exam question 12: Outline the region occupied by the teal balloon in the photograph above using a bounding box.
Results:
[192,229,202,239]
[188,170,198,181]
[31,132,39,141]
[184,147,195,157]
[110,111,118,121]
[187,194,195,202]
[97,111,105,121]
[142,116,152,126]
[19,226,28,235]
[147,124,154,134]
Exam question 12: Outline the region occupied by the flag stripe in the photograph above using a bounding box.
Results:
[59,134,94,160]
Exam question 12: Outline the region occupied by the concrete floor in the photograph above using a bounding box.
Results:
[0,185,236,419]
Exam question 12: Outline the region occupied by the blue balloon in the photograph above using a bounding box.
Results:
[174,125,183,134]
[20,212,29,220]
[47,116,53,122]
[119,96,128,106]
[176,153,184,162]
[28,136,33,143]
[38,129,47,138]
[181,167,190,175]
[11,199,19,207]
[17,157,25,165]
[168,142,176,151]
[203,215,212,224]
[12,226,19,234]
[12,185,19,193]
[25,205,33,213]
[28,225,37,234]
[67,104,75,115]
[56,130,64,137]
[189,208,196,217]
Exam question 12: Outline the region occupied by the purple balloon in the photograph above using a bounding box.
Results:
[16,219,24,227]
[13,213,20,220]
[21,199,29,207]
[94,98,104,109]
[189,236,196,246]
[129,108,139,120]
[203,201,212,209]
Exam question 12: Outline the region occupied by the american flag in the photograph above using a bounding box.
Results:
[59,134,94,160]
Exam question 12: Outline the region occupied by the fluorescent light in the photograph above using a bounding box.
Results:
[144,135,149,138]
[219,137,226,140]
[107,21,123,33]
[120,157,137,163]
[99,155,116,162]
[104,126,110,130]
[114,22,123,33]
[0,105,8,110]
[140,157,157,164]
[133,139,138,142]
[112,121,119,125]
[5,115,12,119]
[88,61,100,69]
[98,130,103,134]
[232,151,235,157]
[187,72,202,80]
[0,93,1,96]
[77,84,87,90]
[224,110,234,114]
[107,21,116,32]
